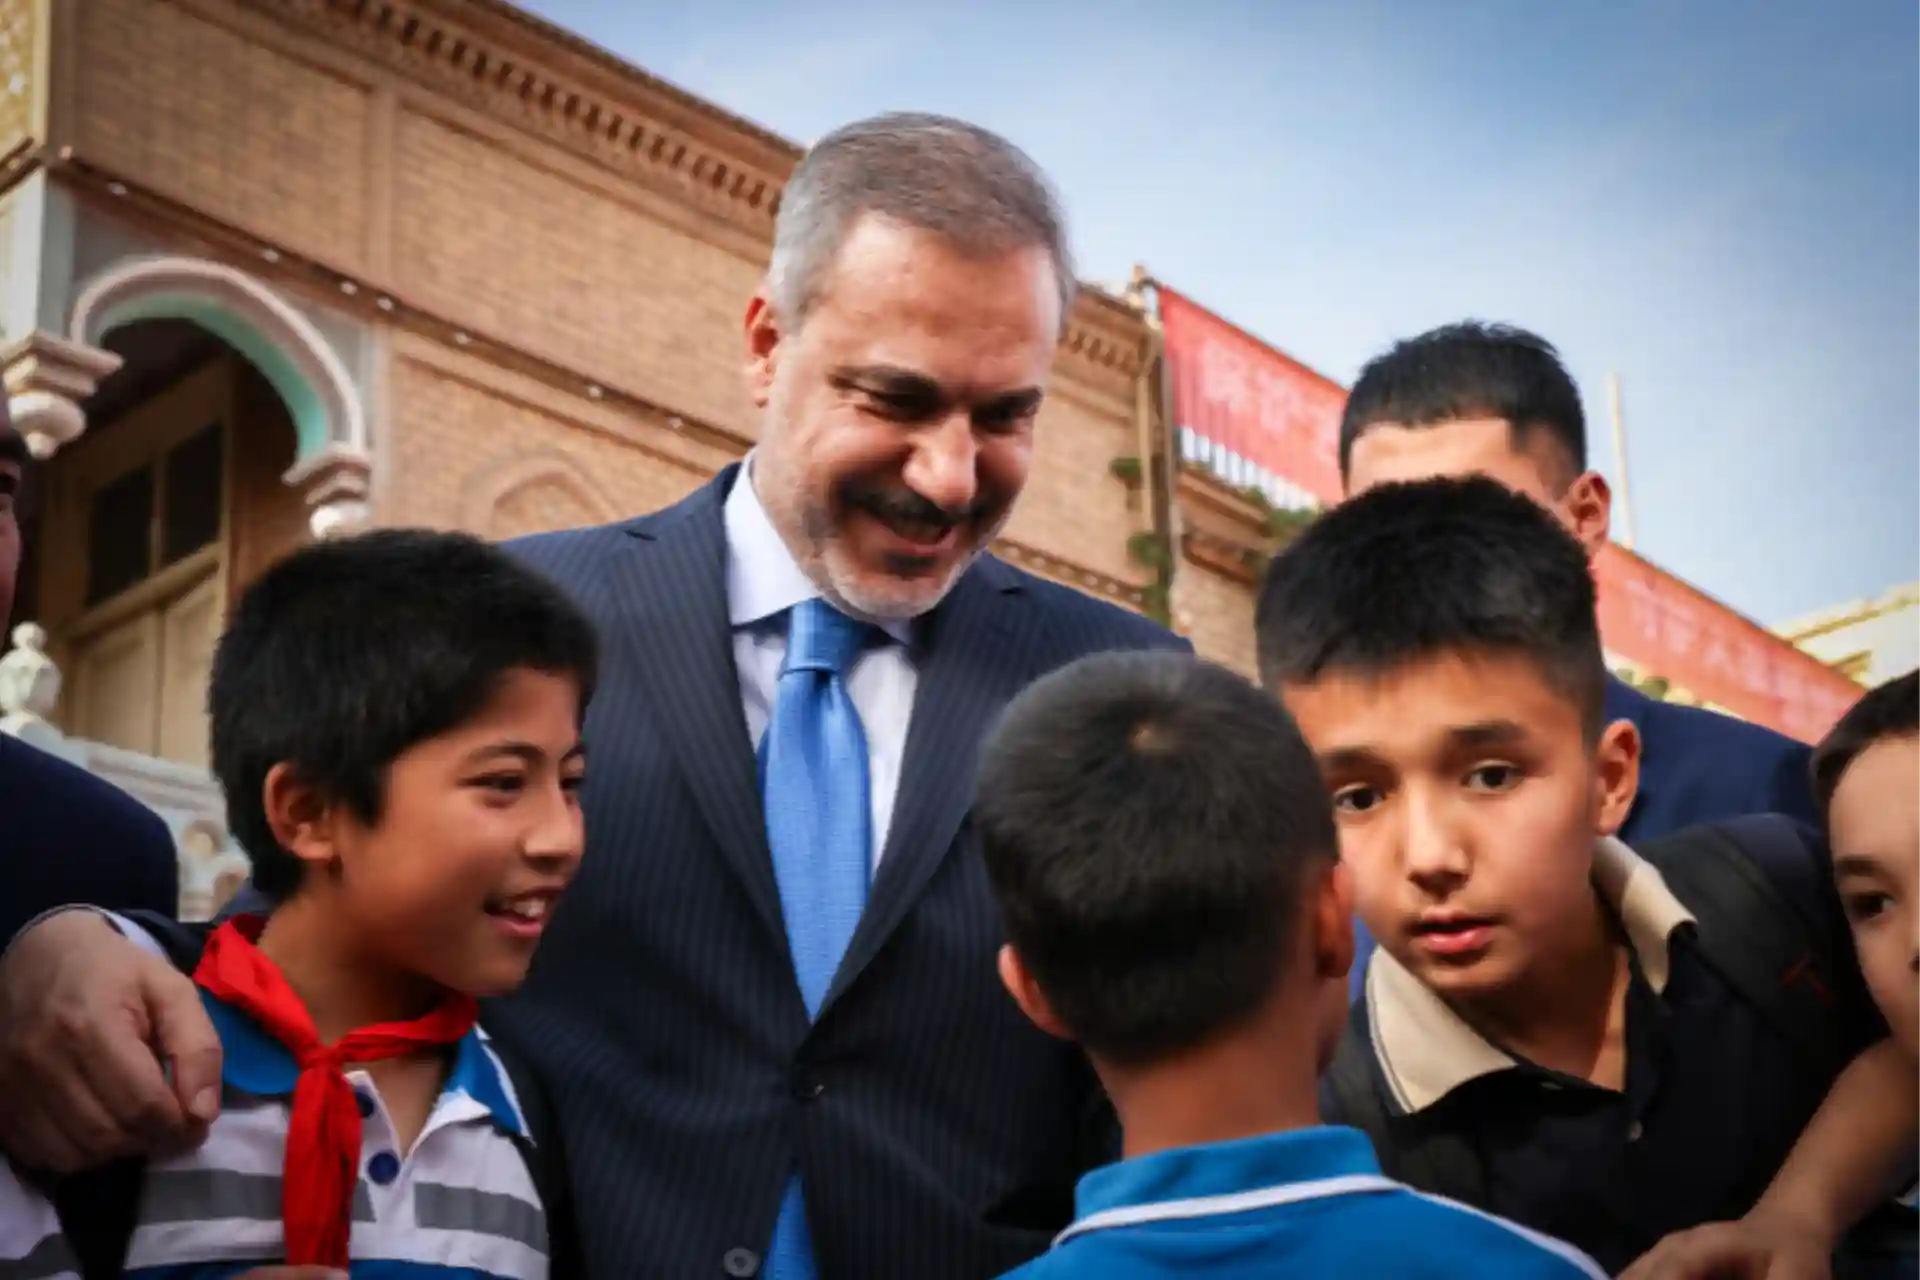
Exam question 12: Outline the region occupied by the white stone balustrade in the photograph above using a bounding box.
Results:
[0,623,250,920]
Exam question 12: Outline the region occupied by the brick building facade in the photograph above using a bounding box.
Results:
[0,0,1269,912]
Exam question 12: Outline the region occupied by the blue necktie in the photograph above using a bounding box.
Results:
[762,598,874,1280]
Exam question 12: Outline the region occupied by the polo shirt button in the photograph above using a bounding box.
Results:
[367,1151,400,1185]
[355,1091,376,1119]
[1627,1120,1644,1142]
[721,1246,760,1276]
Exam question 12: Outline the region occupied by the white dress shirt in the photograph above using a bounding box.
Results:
[724,459,918,873]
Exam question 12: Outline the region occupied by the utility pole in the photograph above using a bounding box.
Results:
[1607,371,1636,551]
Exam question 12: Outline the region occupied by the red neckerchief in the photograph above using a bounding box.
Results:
[193,915,479,1267]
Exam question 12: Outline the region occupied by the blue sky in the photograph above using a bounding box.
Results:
[525,0,1916,627]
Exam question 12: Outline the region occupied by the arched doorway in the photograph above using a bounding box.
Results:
[8,255,372,770]
[25,318,304,767]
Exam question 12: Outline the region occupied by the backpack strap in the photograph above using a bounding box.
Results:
[488,1034,584,1280]
[1633,816,1847,1078]
[1325,990,1487,1207]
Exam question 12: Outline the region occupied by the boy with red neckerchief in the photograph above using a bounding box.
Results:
[1,528,596,1277]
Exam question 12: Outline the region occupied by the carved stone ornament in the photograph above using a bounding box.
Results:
[0,622,66,750]
[284,443,374,539]
[1,331,125,458]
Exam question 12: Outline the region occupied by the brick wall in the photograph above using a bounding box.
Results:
[384,333,725,535]
[1002,390,1149,589]
[1173,559,1259,678]
[391,109,763,438]
[56,0,1267,673]
[76,0,371,272]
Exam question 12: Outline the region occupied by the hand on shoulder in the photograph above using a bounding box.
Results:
[0,909,220,1171]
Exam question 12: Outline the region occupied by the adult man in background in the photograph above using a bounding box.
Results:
[0,113,1185,1279]
[0,398,178,945]
[1334,321,1817,993]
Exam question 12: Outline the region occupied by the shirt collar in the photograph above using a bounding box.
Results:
[722,452,913,646]
[201,989,528,1138]
[1073,1126,1381,1223]
[1366,835,1697,1115]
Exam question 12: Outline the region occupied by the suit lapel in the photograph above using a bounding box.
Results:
[823,556,1040,1012]
[613,466,787,944]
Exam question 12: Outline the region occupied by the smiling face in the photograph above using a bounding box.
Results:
[272,667,589,1008]
[745,213,1060,621]
[1827,734,1920,1063]
[1280,650,1638,1010]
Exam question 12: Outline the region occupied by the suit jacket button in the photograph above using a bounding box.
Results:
[722,1246,760,1276]
[790,1067,824,1101]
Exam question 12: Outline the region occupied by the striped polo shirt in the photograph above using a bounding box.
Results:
[0,988,547,1278]
[1000,1126,1606,1279]
[0,1164,76,1280]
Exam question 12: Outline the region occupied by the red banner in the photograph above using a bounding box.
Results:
[1161,287,1345,504]
[1158,285,1861,742]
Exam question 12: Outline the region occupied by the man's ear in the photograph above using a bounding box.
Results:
[997,944,1072,1042]
[1593,717,1641,837]
[1558,469,1613,555]
[261,762,343,872]
[744,286,783,410]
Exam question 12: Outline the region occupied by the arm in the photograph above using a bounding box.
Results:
[1625,812,1913,1280]
[1623,1040,1916,1280]
[1746,1038,1917,1249]
[0,911,222,1173]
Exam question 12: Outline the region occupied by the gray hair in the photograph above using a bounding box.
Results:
[768,112,1077,333]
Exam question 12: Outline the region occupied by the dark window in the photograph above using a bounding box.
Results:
[86,466,155,606]
[161,423,223,565]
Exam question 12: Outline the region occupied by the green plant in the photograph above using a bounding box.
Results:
[1108,455,1143,486]
[1612,667,1671,700]
[1263,504,1319,544]
[1126,530,1171,572]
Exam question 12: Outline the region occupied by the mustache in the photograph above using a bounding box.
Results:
[841,482,987,529]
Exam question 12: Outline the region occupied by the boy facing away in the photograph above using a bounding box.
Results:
[975,649,1606,1279]
[1,528,596,1278]
[1257,475,1914,1277]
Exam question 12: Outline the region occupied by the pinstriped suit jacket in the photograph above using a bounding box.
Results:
[129,465,1189,1277]
[485,466,1190,1277]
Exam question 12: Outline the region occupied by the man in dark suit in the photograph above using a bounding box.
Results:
[0,113,1186,1279]
[0,408,179,946]
[1330,321,1816,994]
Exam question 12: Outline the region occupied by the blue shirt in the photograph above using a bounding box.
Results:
[999,1126,1605,1279]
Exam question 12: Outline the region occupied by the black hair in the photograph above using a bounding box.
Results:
[209,527,599,899]
[1256,474,1606,737]
[1338,321,1587,484]
[974,650,1337,1067]
[1811,669,1919,821]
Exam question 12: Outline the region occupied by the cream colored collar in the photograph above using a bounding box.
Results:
[1365,836,1696,1115]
